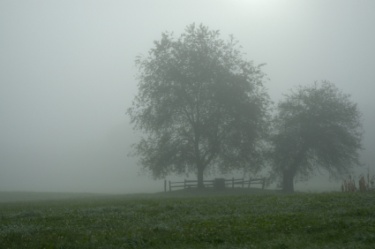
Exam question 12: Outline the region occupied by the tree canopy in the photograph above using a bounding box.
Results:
[271,81,363,192]
[128,24,270,188]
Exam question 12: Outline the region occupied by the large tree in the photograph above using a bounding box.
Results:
[271,81,363,192]
[128,24,270,188]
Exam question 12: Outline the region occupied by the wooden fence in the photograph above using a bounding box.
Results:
[164,177,266,192]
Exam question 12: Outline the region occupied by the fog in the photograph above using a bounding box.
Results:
[1,0,374,194]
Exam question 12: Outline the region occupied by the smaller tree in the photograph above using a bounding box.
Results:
[271,81,363,192]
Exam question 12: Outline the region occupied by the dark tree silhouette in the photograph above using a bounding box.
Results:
[128,24,270,188]
[271,81,363,192]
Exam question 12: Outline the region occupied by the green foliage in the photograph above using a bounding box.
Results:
[1,192,375,248]
[271,81,363,192]
[128,23,270,183]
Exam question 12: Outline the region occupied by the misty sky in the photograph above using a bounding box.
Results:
[1,0,374,193]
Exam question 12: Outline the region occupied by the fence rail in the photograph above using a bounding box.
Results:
[164,177,266,192]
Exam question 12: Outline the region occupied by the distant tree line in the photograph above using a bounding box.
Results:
[128,23,363,193]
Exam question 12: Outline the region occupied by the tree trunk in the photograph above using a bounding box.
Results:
[194,123,205,189]
[197,164,205,189]
[282,168,295,193]
[282,148,307,193]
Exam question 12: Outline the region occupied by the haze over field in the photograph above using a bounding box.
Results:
[1,0,374,194]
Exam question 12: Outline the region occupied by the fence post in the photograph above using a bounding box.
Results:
[169,180,172,192]
[164,179,167,193]
[262,178,265,190]
[184,179,186,189]
[242,178,244,188]
[232,177,234,188]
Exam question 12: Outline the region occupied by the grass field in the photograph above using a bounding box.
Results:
[1,189,374,248]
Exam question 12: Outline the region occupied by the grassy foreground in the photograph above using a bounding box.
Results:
[0,190,374,248]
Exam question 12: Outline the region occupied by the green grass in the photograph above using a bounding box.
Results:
[0,191,104,203]
[1,190,375,248]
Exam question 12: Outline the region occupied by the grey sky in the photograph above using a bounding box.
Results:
[1,0,374,193]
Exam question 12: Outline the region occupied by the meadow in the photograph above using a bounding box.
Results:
[1,189,374,248]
